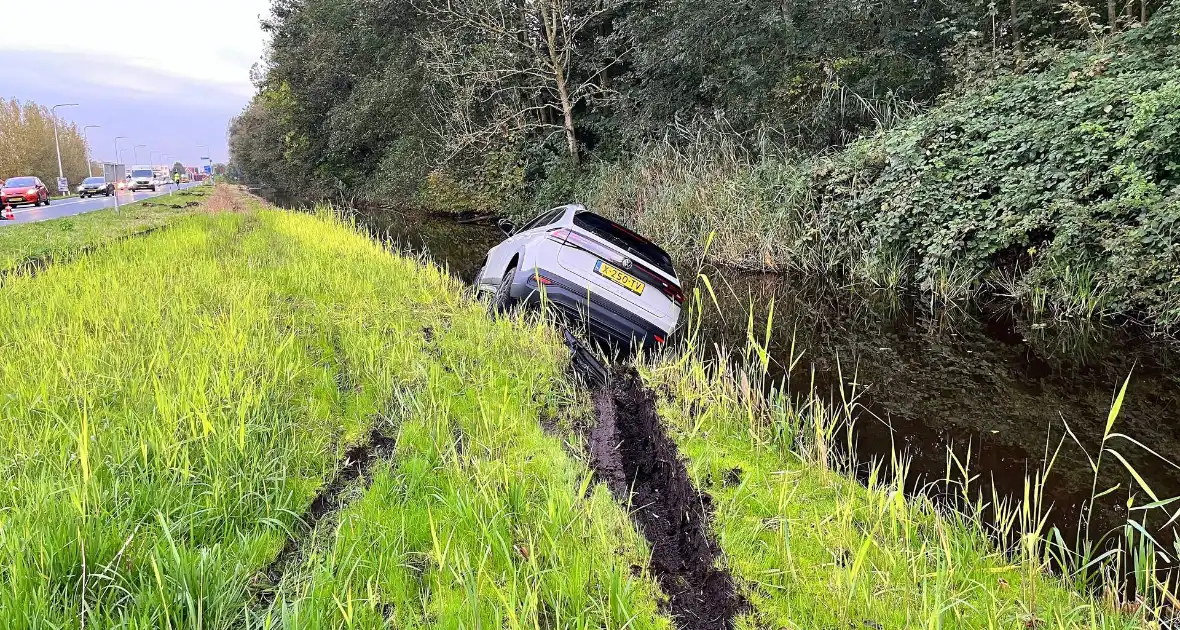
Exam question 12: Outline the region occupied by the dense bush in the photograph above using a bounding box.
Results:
[580,8,1180,326]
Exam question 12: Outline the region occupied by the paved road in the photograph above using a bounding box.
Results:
[0,182,204,226]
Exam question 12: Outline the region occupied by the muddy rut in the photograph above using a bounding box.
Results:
[255,427,396,606]
[588,365,746,629]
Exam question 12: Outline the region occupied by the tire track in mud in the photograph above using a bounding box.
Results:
[254,427,396,608]
[587,364,747,630]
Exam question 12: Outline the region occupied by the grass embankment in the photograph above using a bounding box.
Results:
[0,186,211,272]
[1,190,1167,628]
[0,199,665,628]
[640,338,1171,628]
[566,6,1180,327]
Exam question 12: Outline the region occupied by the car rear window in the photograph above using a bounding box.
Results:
[574,212,676,277]
[4,177,35,187]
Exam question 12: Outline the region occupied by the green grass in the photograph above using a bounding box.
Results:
[2,188,1167,629]
[0,186,211,272]
[0,198,665,629]
[638,315,1172,628]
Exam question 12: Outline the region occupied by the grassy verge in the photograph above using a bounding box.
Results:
[0,186,212,272]
[0,197,665,628]
[639,335,1173,628]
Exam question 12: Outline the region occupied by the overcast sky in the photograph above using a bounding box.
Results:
[0,0,271,166]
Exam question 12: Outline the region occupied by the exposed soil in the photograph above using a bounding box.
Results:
[587,365,746,630]
[255,427,396,606]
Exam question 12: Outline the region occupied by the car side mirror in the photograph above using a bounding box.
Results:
[497,219,515,236]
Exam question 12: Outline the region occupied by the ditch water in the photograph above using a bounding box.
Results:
[352,204,1180,564]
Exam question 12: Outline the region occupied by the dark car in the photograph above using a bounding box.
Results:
[1,177,51,207]
[77,176,115,198]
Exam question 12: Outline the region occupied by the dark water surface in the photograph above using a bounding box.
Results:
[350,205,1180,561]
[679,270,1180,549]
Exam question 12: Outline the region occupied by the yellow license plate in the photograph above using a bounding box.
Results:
[595,260,645,295]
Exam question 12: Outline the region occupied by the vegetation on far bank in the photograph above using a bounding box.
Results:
[571,9,1180,326]
[0,186,212,272]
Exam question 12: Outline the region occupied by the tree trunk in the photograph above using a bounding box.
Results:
[1107,0,1118,30]
[538,0,580,164]
[1009,0,1023,62]
[1141,0,1149,23]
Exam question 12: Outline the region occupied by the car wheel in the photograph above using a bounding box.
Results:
[491,265,517,314]
[151,186,157,192]
[44,197,50,206]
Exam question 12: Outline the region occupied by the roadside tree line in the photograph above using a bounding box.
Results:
[228,0,1166,213]
[0,99,91,191]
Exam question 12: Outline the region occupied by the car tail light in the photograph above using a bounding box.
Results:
[653,334,665,344]
[660,282,685,306]
[546,228,572,244]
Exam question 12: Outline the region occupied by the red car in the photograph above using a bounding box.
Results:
[1,177,51,207]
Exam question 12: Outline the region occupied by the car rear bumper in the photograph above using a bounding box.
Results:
[508,267,670,349]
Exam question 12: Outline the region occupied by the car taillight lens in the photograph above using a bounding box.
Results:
[660,282,685,305]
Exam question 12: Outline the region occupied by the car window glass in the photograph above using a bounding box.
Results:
[516,207,564,233]
[515,212,548,234]
[574,212,677,276]
[531,208,563,231]
[5,177,36,187]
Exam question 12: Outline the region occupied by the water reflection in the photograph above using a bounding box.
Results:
[682,267,1180,547]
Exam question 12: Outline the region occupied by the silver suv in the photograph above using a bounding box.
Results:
[475,204,683,348]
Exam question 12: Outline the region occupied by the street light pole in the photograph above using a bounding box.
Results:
[114,136,127,213]
[51,103,79,194]
[83,125,100,178]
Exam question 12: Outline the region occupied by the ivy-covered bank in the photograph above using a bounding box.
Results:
[572,8,1180,326]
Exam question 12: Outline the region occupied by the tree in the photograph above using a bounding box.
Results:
[171,162,185,176]
[231,0,434,201]
[0,98,89,188]
[421,0,622,164]
[601,0,948,149]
